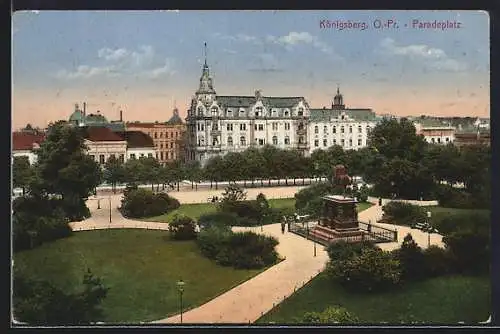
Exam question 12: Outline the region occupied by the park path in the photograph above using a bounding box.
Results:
[69,189,444,324]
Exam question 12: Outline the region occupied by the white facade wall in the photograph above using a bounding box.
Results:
[127,147,155,160]
[84,139,128,164]
[13,151,37,165]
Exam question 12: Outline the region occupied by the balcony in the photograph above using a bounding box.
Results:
[296,142,309,149]
[296,128,307,135]
[211,130,221,136]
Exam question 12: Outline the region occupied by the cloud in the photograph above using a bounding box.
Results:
[54,45,175,80]
[213,33,261,44]
[267,31,336,55]
[380,38,467,72]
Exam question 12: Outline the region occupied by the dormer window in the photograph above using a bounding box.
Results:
[227,109,233,116]
[284,110,289,117]
[211,107,218,116]
[239,108,246,116]
[341,115,345,120]
[298,107,304,116]
[197,107,203,116]
[255,106,263,117]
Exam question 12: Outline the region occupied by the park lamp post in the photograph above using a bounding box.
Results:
[177,279,185,324]
[426,211,432,248]
[259,201,266,232]
[109,196,112,224]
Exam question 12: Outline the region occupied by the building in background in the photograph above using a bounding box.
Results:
[308,88,378,153]
[68,103,125,132]
[453,125,490,148]
[115,131,155,160]
[126,107,186,165]
[81,127,128,165]
[413,118,455,145]
[186,45,311,165]
[12,132,45,165]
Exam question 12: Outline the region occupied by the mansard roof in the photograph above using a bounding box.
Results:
[216,96,304,109]
[115,131,155,148]
[309,108,377,122]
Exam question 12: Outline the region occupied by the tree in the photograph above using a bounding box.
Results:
[32,121,102,221]
[123,158,147,185]
[242,148,266,186]
[103,156,125,194]
[140,157,162,191]
[168,215,198,240]
[13,268,109,325]
[221,184,247,203]
[184,160,202,189]
[13,156,33,195]
[394,234,427,281]
[203,156,224,189]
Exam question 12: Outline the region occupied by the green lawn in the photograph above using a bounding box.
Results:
[14,229,267,323]
[257,272,490,324]
[423,206,490,226]
[145,198,298,223]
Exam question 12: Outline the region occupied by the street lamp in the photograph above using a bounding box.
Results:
[314,219,318,257]
[109,196,112,223]
[259,201,266,232]
[177,279,185,324]
[426,211,432,248]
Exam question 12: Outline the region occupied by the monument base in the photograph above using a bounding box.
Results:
[309,224,365,244]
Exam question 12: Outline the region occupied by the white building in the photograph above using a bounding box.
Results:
[12,132,45,165]
[115,130,155,160]
[308,88,378,153]
[185,45,378,165]
[83,127,128,164]
[413,120,455,145]
[186,51,311,165]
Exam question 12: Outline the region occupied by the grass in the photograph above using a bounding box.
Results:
[144,198,298,223]
[257,272,491,324]
[14,229,268,323]
[423,206,490,226]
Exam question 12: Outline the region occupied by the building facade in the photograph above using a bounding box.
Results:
[115,131,155,160]
[414,120,455,145]
[12,132,45,165]
[126,108,186,165]
[82,127,128,165]
[68,103,126,131]
[186,54,311,165]
[308,88,378,153]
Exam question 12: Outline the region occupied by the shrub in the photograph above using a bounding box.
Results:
[423,245,455,278]
[326,240,377,263]
[120,188,178,218]
[434,185,489,209]
[168,215,197,240]
[433,212,490,236]
[219,200,262,220]
[382,202,426,227]
[329,248,402,293]
[443,228,490,275]
[393,234,427,282]
[233,216,260,227]
[198,212,239,229]
[220,184,247,203]
[299,306,359,324]
[295,182,333,212]
[196,228,279,269]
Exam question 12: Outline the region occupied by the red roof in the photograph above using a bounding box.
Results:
[83,127,125,142]
[12,132,45,151]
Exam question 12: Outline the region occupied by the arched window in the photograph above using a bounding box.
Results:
[314,126,319,134]
[358,125,362,133]
[299,136,304,144]
[341,126,345,133]
[298,107,304,116]
[349,127,352,133]
[284,110,289,117]
[431,138,435,143]
[212,137,219,146]
[332,126,336,134]
[240,136,246,146]
[272,136,278,145]
[228,136,233,146]
[199,136,205,146]
[284,136,290,145]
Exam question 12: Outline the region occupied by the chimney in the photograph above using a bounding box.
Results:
[120,110,123,122]
[83,102,87,118]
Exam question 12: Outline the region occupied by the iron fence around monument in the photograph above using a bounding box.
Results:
[289,220,397,246]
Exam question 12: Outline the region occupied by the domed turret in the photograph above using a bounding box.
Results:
[332,86,345,110]
[69,103,84,125]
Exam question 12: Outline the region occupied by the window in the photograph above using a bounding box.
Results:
[227,109,233,116]
[254,124,258,131]
[240,136,246,146]
[258,124,264,131]
[341,126,345,133]
[130,154,136,160]
[358,126,362,133]
[333,126,336,134]
[284,110,289,117]
[437,138,441,143]
[154,132,158,139]
[349,127,352,133]
[89,154,95,161]
[197,107,203,116]
[284,136,290,145]
[431,138,435,143]
[272,122,278,131]
[228,136,233,146]
[314,140,319,147]
[314,126,319,134]
[256,106,263,117]
[119,154,125,163]
[298,107,304,116]
[211,107,218,116]
[341,139,345,146]
[366,126,371,134]
[272,109,277,116]
[298,123,304,131]
[170,142,174,148]
[199,136,205,146]
[109,154,116,161]
[240,109,245,116]
[323,139,327,147]
[341,115,345,120]
[212,137,219,146]
[299,136,304,144]
[140,153,145,157]
[258,139,265,145]
[160,152,164,160]
[155,152,158,159]
[98,155,105,164]
[160,143,163,149]
[272,136,278,145]
[323,126,327,133]
[213,123,219,131]
[160,132,163,138]
[227,123,233,131]
[349,139,352,146]
[446,137,449,142]
[240,124,246,131]
[333,139,337,145]
[358,139,362,146]
[284,123,290,131]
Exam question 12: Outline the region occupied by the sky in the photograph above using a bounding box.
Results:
[12,10,490,129]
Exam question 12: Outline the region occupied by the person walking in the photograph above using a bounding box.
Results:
[281,221,286,234]
[378,197,382,206]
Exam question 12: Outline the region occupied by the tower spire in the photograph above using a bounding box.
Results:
[204,42,207,66]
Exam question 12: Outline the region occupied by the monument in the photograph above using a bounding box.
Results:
[309,165,365,243]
